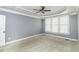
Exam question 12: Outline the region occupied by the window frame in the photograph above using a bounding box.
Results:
[45,15,70,35]
[51,17,59,33]
[59,15,70,35]
[45,18,51,32]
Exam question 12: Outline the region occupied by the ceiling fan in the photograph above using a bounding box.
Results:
[33,6,51,14]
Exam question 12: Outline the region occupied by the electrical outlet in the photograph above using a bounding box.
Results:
[8,37,11,40]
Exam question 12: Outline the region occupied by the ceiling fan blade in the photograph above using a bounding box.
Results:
[44,10,51,11]
[36,11,40,13]
[41,6,45,10]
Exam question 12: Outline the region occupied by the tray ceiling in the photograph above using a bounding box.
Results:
[18,6,66,16]
[0,6,79,19]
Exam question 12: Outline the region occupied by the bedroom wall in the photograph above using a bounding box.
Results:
[69,15,78,39]
[0,11,43,42]
[42,19,45,33]
[44,14,78,40]
[78,14,79,40]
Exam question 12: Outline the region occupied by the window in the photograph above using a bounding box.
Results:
[60,15,69,34]
[45,18,51,32]
[45,15,69,34]
[52,17,58,32]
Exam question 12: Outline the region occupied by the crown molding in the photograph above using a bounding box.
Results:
[42,11,78,19]
[0,7,41,19]
[15,6,37,14]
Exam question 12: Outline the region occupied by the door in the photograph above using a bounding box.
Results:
[0,15,5,47]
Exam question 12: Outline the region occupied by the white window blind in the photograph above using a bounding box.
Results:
[52,17,58,32]
[45,18,51,32]
[60,15,69,34]
[45,15,69,34]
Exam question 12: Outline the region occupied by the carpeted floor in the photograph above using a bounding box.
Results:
[0,34,79,52]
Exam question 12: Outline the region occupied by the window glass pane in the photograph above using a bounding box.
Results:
[52,25,58,32]
[52,17,58,33]
[45,15,69,34]
[45,24,51,32]
[60,15,69,24]
[60,25,69,33]
[52,17,58,24]
[45,18,51,32]
[45,18,51,24]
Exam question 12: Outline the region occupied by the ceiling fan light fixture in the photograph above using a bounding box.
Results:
[33,6,51,14]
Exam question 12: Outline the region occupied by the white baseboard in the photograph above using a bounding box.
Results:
[45,33,78,41]
[6,33,77,45]
[6,33,44,45]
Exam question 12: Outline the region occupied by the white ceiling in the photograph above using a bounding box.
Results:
[19,6,66,16]
[0,6,79,19]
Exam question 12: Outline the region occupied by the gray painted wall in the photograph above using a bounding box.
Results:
[0,10,78,43]
[0,11,43,42]
[42,19,45,33]
[78,14,79,40]
[69,15,78,39]
[44,15,78,39]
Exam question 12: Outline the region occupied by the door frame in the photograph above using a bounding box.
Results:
[0,15,6,47]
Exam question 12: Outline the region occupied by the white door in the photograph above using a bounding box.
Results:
[0,15,5,46]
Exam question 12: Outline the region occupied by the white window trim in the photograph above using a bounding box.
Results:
[45,15,70,35]
[59,15,70,34]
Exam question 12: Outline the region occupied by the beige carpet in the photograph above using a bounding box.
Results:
[0,34,79,52]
